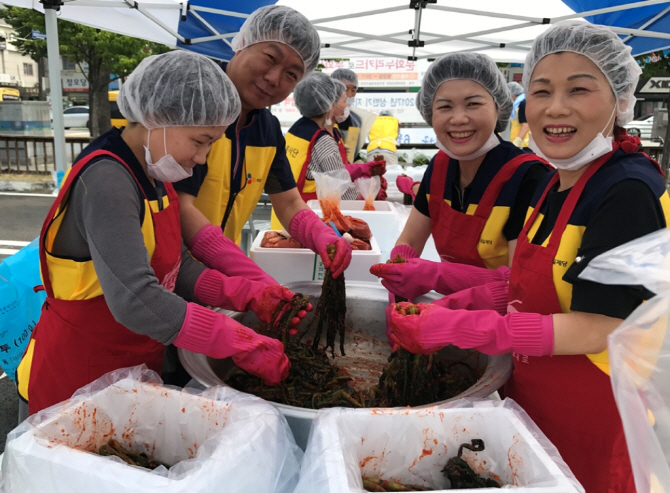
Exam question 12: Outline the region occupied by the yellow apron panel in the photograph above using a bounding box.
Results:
[194,136,277,245]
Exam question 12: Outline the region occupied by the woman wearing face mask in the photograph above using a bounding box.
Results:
[370,53,549,309]
[16,51,298,417]
[272,72,383,220]
[385,21,670,492]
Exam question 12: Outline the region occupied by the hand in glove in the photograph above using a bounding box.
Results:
[174,303,290,385]
[288,209,352,278]
[432,281,509,316]
[396,175,420,199]
[371,247,510,301]
[194,269,310,326]
[389,302,554,357]
[345,161,385,181]
[189,224,278,286]
[512,136,524,148]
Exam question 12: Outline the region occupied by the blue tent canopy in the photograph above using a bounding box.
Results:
[176,0,275,60]
[563,0,670,55]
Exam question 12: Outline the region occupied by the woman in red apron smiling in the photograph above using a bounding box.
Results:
[17,51,297,418]
[386,21,670,492]
[371,52,549,310]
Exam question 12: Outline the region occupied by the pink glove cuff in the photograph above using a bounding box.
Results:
[508,312,554,357]
[390,244,419,261]
[189,224,277,286]
[396,176,420,199]
[433,281,509,315]
[173,303,217,350]
[193,269,228,309]
[287,209,323,252]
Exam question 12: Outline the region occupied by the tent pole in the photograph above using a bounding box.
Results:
[41,0,67,173]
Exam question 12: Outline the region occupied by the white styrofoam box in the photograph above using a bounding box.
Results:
[383,164,405,186]
[294,400,583,493]
[250,231,381,284]
[1,367,301,493]
[307,199,400,261]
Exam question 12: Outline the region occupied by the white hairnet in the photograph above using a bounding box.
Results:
[522,20,642,126]
[507,81,524,97]
[294,72,345,118]
[416,53,512,133]
[231,5,321,77]
[118,51,240,129]
[331,68,358,86]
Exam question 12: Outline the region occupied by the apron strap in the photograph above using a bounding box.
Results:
[296,128,331,193]
[521,146,619,251]
[39,150,147,297]
[428,151,449,220]
[472,153,545,220]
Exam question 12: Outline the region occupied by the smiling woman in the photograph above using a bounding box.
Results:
[370,53,550,304]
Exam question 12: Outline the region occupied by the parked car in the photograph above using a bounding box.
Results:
[62,105,89,129]
[624,114,654,140]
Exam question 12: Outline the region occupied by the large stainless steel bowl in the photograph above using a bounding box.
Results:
[179,281,513,449]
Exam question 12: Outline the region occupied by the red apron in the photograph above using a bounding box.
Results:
[504,146,635,493]
[27,149,183,415]
[297,129,349,202]
[428,151,541,267]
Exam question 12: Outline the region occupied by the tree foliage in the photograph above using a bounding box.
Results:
[1,6,170,136]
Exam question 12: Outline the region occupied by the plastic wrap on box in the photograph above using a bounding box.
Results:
[580,228,670,493]
[0,366,302,493]
[294,398,583,493]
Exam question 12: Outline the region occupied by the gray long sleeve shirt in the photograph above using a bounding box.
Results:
[51,159,205,344]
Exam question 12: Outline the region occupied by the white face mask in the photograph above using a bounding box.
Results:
[436,132,500,161]
[144,128,192,183]
[528,106,616,172]
[346,96,356,107]
[335,106,350,123]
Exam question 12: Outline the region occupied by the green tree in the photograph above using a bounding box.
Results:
[1,6,170,137]
[635,51,670,176]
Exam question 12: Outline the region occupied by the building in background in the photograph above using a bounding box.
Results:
[0,16,39,100]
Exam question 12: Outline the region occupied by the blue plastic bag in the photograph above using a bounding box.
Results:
[0,238,46,380]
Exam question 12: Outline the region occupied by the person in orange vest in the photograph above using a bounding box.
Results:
[381,21,670,493]
[16,51,296,419]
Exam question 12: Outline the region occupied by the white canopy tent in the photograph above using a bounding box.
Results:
[2,0,670,171]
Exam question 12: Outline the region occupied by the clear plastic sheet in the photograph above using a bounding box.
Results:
[580,228,670,493]
[294,398,583,493]
[0,365,302,493]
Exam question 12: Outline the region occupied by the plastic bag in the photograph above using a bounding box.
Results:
[0,365,302,493]
[579,228,670,493]
[293,398,583,493]
[0,238,45,380]
[313,169,354,232]
[355,176,381,211]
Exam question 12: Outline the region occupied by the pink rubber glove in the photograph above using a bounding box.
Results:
[174,303,290,385]
[288,209,352,278]
[346,161,381,181]
[194,269,298,325]
[389,302,554,357]
[189,224,278,286]
[396,175,420,199]
[432,281,509,316]
[370,256,510,301]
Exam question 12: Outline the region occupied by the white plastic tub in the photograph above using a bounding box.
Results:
[250,231,381,284]
[294,400,583,493]
[307,199,400,260]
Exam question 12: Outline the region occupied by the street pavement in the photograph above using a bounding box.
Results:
[0,192,54,453]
